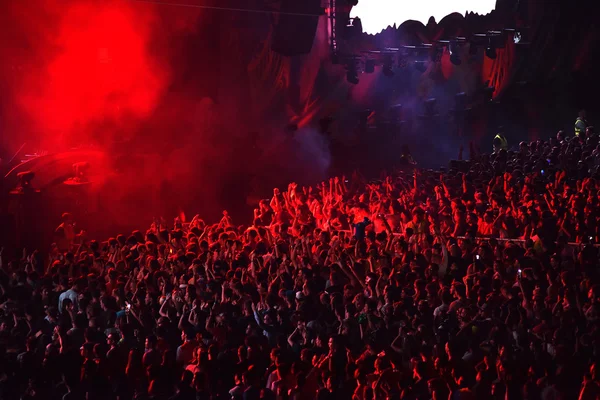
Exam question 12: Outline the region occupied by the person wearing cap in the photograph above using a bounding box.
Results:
[575,109,588,139]
[493,133,508,153]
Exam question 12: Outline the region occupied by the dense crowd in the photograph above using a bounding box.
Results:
[1,129,600,400]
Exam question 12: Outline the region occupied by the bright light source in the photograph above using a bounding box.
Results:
[514,31,522,44]
[350,1,496,35]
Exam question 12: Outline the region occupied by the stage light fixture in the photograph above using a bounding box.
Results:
[449,40,461,66]
[514,31,522,44]
[485,38,497,59]
[365,59,375,73]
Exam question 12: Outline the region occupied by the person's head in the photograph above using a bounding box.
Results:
[107,333,119,347]
[452,283,466,299]
[145,334,157,350]
[263,310,275,326]
[269,348,281,363]
[413,207,425,223]
[328,335,341,353]
[62,212,73,224]
[374,355,390,373]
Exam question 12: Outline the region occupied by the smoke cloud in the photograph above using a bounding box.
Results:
[0,0,331,232]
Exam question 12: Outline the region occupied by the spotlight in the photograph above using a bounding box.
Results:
[511,27,530,45]
[513,31,522,44]
[485,39,497,59]
[449,40,461,66]
[365,59,375,73]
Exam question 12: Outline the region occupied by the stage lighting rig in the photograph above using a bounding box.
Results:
[449,40,462,65]
[470,33,490,57]
[506,27,530,45]
[485,31,505,60]
[365,59,375,73]
[485,38,497,59]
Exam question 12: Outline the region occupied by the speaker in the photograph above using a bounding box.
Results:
[271,0,322,56]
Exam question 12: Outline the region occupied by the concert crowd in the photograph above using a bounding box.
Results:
[1,129,600,400]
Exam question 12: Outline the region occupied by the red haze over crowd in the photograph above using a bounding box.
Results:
[0,0,331,229]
